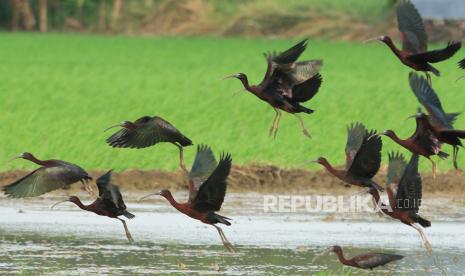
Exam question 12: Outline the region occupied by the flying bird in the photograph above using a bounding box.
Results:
[376,111,448,178]
[3,152,93,198]
[365,0,461,85]
[312,122,384,191]
[224,39,323,138]
[105,116,193,172]
[369,153,432,253]
[326,245,403,270]
[409,72,465,170]
[139,145,235,252]
[51,170,135,243]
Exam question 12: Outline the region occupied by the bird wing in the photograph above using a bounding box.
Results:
[409,72,453,128]
[106,116,189,148]
[354,253,403,269]
[396,154,422,211]
[345,122,367,170]
[459,58,465,69]
[290,73,322,102]
[192,153,232,212]
[96,170,124,209]
[3,165,87,198]
[396,0,427,53]
[386,152,407,199]
[285,60,323,84]
[408,42,461,63]
[188,145,218,203]
[410,116,442,154]
[347,129,382,179]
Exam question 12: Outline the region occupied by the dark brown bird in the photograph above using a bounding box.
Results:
[105,116,193,172]
[139,145,235,252]
[224,39,322,138]
[369,153,432,253]
[3,152,93,198]
[409,72,465,170]
[365,0,461,85]
[51,170,135,243]
[377,111,448,178]
[327,245,403,270]
[458,58,465,81]
[312,122,384,191]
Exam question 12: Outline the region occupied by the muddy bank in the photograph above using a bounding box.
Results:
[0,165,464,196]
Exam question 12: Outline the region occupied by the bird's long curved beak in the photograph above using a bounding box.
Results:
[51,200,69,209]
[104,123,123,132]
[311,247,333,263]
[138,192,160,202]
[222,74,239,80]
[405,114,417,120]
[7,155,22,163]
[363,37,381,44]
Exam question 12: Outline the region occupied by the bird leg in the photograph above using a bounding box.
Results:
[411,223,432,255]
[118,218,134,243]
[81,180,97,199]
[453,146,459,171]
[425,72,432,86]
[294,114,311,138]
[173,143,188,175]
[429,158,436,180]
[213,225,236,253]
[269,108,280,138]
[273,110,282,139]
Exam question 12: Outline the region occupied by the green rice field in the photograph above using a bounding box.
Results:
[0,33,464,172]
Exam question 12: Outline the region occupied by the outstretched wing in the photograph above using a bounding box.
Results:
[290,73,322,102]
[409,72,453,128]
[459,58,465,69]
[345,122,367,170]
[410,116,442,154]
[408,42,461,63]
[188,145,218,203]
[192,153,232,212]
[106,116,191,148]
[3,165,88,198]
[396,154,422,211]
[386,152,407,199]
[397,0,427,53]
[96,170,125,209]
[348,129,382,179]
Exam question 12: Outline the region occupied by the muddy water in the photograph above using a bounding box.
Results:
[0,193,464,275]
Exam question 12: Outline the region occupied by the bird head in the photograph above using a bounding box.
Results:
[51,196,79,209]
[329,245,342,254]
[104,121,136,132]
[138,189,171,202]
[381,130,395,138]
[222,73,247,82]
[8,152,34,162]
[310,157,328,166]
[364,35,390,44]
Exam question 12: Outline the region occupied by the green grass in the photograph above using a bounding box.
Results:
[0,33,464,172]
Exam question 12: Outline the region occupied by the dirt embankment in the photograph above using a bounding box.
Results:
[0,165,464,196]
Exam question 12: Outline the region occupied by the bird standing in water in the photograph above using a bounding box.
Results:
[365,0,461,85]
[326,245,403,270]
[3,152,93,198]
[105,115,193,173]
[224,39,323,138]
[140,145,235,252]
[312,122,384,191]
[52,170,135,243]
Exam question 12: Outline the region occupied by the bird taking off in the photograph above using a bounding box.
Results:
[365,0,461,85]
[139,145,235,253]
[3,152,93,198]
[105,116,193,173]
[224,39,323,138]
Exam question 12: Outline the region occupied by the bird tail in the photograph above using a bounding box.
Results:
[179,136,193,147]
[438,151,449,159]
[427,64,440,76]
[417,216,431,228]
[208,212,232,226]
[123,210,135,219]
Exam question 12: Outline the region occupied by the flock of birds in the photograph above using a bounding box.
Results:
[2,0,465,272]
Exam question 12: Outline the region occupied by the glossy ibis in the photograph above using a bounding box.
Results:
[365,0,461,85]
[312,122,384,191]
[376,111,448,178]
[369,153,432,253]
[139,145,235,252]
[105,116,193,172]
[2,152,93,198]
[51,170,135,243]
[326,245,403,270]
[409,72,465,170]
[458,58,465,80]
[224,39,322,138]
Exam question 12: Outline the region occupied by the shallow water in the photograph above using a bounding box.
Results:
[1,193,464,275]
